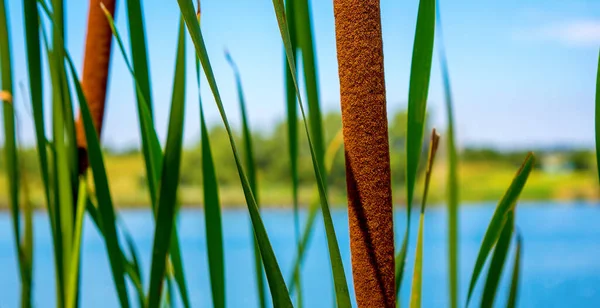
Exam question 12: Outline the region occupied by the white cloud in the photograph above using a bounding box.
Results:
[516,20,600,47]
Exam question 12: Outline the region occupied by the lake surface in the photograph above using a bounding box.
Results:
[1,202,599,307]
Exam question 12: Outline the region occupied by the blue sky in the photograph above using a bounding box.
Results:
[3,0,600,149]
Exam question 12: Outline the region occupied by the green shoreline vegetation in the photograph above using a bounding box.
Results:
[1,111,596,208]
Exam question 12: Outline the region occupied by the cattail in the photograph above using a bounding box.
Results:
[75,0,116,174]
[333,1,395,307]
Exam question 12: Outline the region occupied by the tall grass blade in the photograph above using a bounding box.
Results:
[595,50,600,184]
[65,55,130,308]
[409,130,440,308]
[23,0,51,208]
[99,6,191,305]
[466,153,535,305]
[146,17,187,308]
[506,232,522,308]
[480,213,514,308]
[271,1,351,306]
[39,26,66,307]
[294,0,325,178]
[177,1,293,306]
[225,50,267,308]
[436,4,459,307]
[196,48,226,308]
[125,0,154,118]
[284,0,303,305]
[66,181,88,308]
[397,0,436,296]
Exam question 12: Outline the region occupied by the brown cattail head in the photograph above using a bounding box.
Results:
[333,0,395,307]
[75,0,116,174]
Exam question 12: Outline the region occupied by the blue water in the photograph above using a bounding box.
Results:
[1,202,599,307]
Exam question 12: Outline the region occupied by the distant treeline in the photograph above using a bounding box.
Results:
[1,110,595,192]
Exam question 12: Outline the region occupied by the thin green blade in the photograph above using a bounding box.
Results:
[284,0,303,304]
[225,51,267,308]
[397,0,436,296]
[271,0,351,306]
[595,49,600,184]
[480,213,514,308]
[125,0,154,118]
[66,181,88,308]
[466,153,535,305]
[196,52,226,308]
[146,18,187,308]
[23,0,51,209]
[99,6,191,306]
[177,1,293,306]
[436,4,459,307]
[294,0,325,178]
[506,232,522,308]
[65,55,130,308]
[409,130,440,308]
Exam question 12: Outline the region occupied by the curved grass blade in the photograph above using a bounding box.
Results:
[146,17,187,308]
[480,213,514,308]
[99,6,191,306]
[196,49,226,308]
[595,50,600,184]
[65,55,130,308]
[409,129,440,308]
[436,4,460,307]
[466,153,535,306]
[506,231,522,308]
[177,1,293,306]
[271,1,351,306]
[397,0,436,296]
[225,50,267,308]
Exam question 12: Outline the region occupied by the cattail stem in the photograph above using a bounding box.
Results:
[75,0,116,174]
[333,1,395,307]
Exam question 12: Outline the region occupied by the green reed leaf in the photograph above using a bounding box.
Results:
[595,50,600,184]
[466,153,535,305]
[225,50,267,308]
[436,4,459,307]
[177,1,294,306]
[66,181,87,308]
[506,232,522,308]
[480,213,514,308]
[397,0,436,297]
[146,17,187,308]
[126,0,154,118]
[271,1,351,306]
[66,55,130,308]
[99,6,190,305]
[409,130,440,308]
[196,47,226,308]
